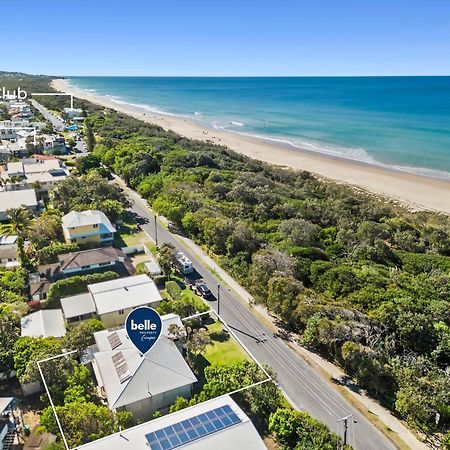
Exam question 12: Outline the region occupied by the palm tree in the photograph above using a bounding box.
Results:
[0,207,33,268]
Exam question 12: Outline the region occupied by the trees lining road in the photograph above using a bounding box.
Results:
[122,179,396,450]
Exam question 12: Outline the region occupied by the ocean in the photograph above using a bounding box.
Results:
[67,76,450,180]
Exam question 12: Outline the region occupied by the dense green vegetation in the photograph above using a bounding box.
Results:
[84,107,450,439]
[168,362,349,449]
[45,271,119,307]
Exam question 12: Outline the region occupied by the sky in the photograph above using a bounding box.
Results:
[2,0,450,76]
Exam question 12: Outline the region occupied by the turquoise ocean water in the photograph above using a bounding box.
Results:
[67,77,450,180]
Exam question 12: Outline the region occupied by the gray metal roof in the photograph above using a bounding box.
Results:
[88,275,162,315]
[61,293,96,319]
[0,189,37,212]
[74,395,266,450]
[93,336,197,409]
[62,210,116,233]
[20,309,66,338]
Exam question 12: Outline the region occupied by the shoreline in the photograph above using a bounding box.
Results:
[51,78,450,214]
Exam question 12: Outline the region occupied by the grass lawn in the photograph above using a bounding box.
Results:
[115,214,152,247]
[202,321,251,366]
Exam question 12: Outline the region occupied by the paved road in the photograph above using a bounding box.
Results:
[124,184,397,450]
[29,99,65,132]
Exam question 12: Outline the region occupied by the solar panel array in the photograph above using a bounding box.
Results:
[111,351,131,383]
[108,332,121,350]
[145,404,242,450]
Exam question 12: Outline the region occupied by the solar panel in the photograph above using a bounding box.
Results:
[111,351,132,383]
[145,405,242,450]
[107,332,121,350]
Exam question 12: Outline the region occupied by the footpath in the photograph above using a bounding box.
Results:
[116,175,427,450]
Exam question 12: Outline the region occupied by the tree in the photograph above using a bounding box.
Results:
[269,408,347,450]
[85,124,96,152]
[188,329,211,359]
[75,154,101,174]
[279,218,320,247]
[62,320,105,353]
[40,402,133,448]
[0,207,33,268]
[267,275,304,322]
[158,243,176,278]
[64,365,96,403]
[0,309,22,377]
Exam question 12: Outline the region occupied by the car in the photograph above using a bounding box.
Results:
[195,281,213,299]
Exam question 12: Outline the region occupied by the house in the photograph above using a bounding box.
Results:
[75,395,266,450]
[20,309,66,338]
[63,107,83,119]
[61,274,162,327]
[0,397,16,450]
[29,280,51,301]
[0,189,38,221]
[1,157,69,195]
[0,235,19,268]
[61,292,97,324]
[91,318,197,420]
[62,210,116,246]
[40,134,67,155]
[38,247,132,280]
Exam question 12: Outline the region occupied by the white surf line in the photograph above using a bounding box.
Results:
[31,92,74,109]
[37,350,77,450]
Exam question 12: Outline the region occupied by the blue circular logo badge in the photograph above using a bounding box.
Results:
[125,306,162,354]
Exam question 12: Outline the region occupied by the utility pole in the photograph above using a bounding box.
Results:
[337,414,353,448]
[217,284,221,316]
[154,215,158,247]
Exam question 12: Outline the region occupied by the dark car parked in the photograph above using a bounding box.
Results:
[195,280,213,299]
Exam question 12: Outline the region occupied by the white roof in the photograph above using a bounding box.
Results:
[23,159,62,173]
[94,314,184,353]
[61,292,97,319]
[0,398,13,413]
[0,189,37,212]
[144,255,162,276]
[62,210,116,233]
[6,161,24,174]
[21,309,66,338]
[0,235,18,245]
[89,274,162,315]
[93,332,197,408]
[75,395,265,450]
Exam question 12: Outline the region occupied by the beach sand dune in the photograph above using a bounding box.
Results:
[52,79,450,214]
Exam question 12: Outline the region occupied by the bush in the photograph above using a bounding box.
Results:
[165,280,183,300]
[46,271,119,307]
[35,243,79,265]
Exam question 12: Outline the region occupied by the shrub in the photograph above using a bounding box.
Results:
[46,271,119,308]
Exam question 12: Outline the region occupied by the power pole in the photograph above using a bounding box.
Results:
[337,414,352,448]
[217,284,221,316]
[154,215,158,247]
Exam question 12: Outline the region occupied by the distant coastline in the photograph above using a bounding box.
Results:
[52,78,450,214]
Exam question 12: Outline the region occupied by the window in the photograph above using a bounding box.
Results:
[99,262,111,266]
[119,309,125,315]
[81,265,90,270]
[93,224,99,228]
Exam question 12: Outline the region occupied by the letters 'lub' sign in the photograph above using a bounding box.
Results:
[125,307,162,354]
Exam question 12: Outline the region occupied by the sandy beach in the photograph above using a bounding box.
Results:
[51,79,450,214]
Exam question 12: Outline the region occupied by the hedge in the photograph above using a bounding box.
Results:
[45,271,119,308]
